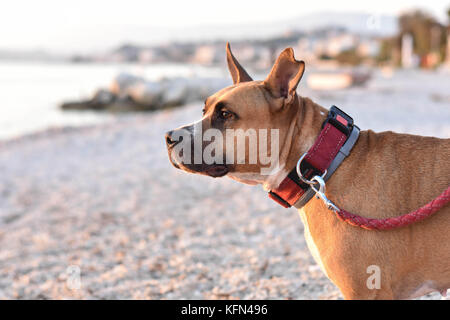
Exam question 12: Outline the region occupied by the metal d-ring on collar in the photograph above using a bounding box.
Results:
[295,153,327,185]
[295,155,338,211]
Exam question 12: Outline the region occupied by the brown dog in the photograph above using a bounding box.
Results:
[165,44,450,299]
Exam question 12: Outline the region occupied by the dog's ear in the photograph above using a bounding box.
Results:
[226,42,253,84]
[264,48,305,103]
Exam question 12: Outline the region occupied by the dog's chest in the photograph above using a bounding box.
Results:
[298,209,329,279]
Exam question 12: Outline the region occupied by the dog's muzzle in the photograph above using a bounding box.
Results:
[165,129,229,178]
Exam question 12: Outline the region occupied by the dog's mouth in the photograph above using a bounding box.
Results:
[172,161,229,178]
[204,164,229,177]
[167,149,229,178]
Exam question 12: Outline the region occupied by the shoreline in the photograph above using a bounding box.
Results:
[0,107,170,149]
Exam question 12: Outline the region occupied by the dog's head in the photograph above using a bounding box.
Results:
[165,43,305,187]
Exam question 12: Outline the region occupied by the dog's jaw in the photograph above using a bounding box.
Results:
[226,165,289,190]
[226,172,263,185]
[262,165,290,191]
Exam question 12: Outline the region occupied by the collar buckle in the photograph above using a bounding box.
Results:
[323,105,354,135]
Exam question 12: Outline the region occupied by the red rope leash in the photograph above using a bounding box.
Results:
[333,186,450,230]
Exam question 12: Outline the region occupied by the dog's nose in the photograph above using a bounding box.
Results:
[165,131,178,147]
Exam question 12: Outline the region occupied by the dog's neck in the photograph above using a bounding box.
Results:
[262,96,328,190]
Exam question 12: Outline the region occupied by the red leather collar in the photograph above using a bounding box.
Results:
[269,106,357,208]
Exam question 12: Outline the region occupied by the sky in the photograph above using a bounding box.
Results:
[0,0,448,54]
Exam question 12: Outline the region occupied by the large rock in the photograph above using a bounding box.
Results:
[60,73,232,112]
[109,73,145,96]
[127,81,164,106]
[161,78,189,107]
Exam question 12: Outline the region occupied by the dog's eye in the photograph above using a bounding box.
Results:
[219,110,233,119]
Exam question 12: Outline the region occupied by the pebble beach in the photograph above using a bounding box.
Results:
[0,69,449,299]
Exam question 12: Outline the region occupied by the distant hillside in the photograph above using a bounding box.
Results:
[165,11,398,43]
[284,11,397,36]
[0,11,398,60]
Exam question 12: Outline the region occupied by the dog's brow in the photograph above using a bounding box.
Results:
[215,101,227,110]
